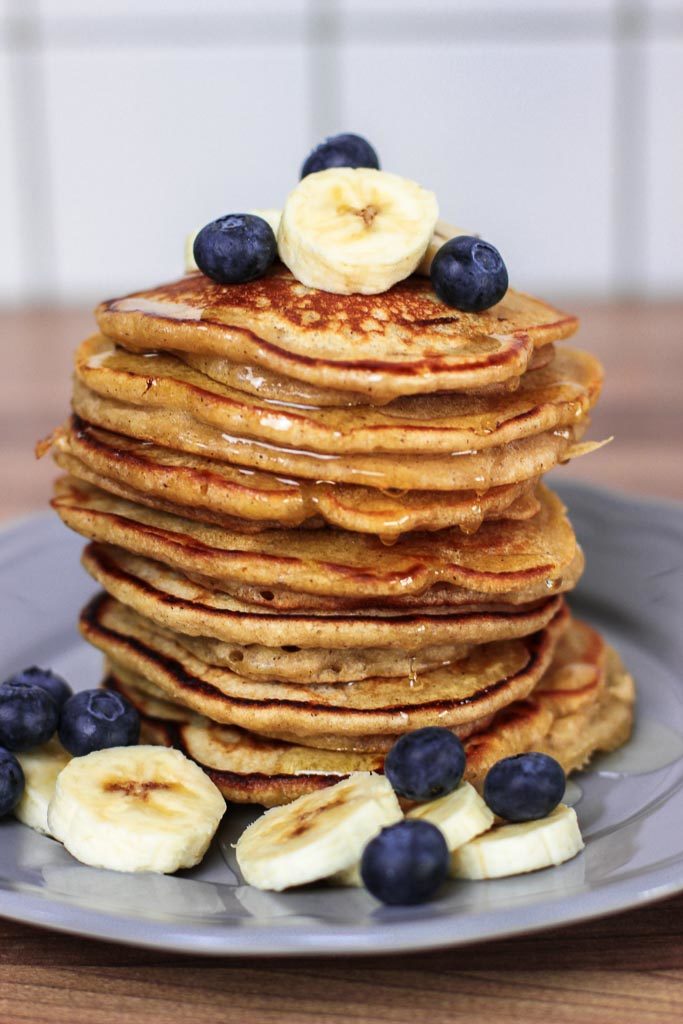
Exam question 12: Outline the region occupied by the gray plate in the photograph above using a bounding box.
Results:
[0,481,682,956]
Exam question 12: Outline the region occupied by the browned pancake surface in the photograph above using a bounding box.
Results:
[96,267,578,402]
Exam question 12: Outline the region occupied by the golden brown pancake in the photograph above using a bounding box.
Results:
[80,544,566,650]
[52,418,542,537]
[177,342,557,408]
[82,592,567,738]
[53,477,580,602]
[71,380,591,491]
[95,266,578,402]
[103,618,634,805]
[74,336,601,456]
[151,632,475,685]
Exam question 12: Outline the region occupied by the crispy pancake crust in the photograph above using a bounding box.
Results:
[96,267,579,402]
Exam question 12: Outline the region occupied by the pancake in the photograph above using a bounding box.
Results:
[103,619,633,805]
[53,478,580,602]
[232,620,606,753]
[71,380,591,491]
[81,592,568,738]
[186,562,582,612]
[75,336,601,456]
[80,545,565,649]
[95,266,578,402]
[177,342,557,408]
[154,633,474,685]
[52,418,542,537]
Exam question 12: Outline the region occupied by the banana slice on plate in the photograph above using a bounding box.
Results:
[335,781,492,887]
[278,167,438,294]
[236,772,402,891]
[48,745,225,874]
[15,738,71,836]
[450,803,584,879]
[407,782,494,850]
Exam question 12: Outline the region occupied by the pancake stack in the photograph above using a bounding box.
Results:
[46,266,634,806]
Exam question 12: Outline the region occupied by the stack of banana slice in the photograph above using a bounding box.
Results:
[45,169,634,812]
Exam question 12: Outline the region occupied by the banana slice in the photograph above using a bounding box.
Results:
[236,772,402,891]
[407,782,494,850]
[335,781,492,887]
[184,229,201,273]
[47,745,225,874]
[450,803,584,879]
[184,210,282,274]
[15,739,71,836]
[250,208,282,238]
[278,167,438,294]
[416,219,470,276]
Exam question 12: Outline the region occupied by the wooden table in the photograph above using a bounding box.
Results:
[1,303,682,1024]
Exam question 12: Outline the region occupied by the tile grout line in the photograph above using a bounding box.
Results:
[611,0,648,300]
[306,0,342,142]
[5,0,58,303]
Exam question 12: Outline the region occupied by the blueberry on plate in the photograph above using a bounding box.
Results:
[431,235,508,313]
[301,132,380,178]
[0,680,59,752]
[193,214,277,285]
[384,727,466,801]
[484,751,566,822]
[4,666,72,710]
[58,689,140,757]
[361,820,449,906]
[0,747,25,817]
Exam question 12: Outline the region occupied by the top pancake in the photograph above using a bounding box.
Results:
[95,266,578,403]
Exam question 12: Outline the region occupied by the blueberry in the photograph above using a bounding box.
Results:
[431,235,508,313]
[384,727,466,801]
[4,666,72,710]
[484,752,566,822]
[0,748,24,818]
[0,680,59,752]
[193,214,277,285]
[361,820,449,905]
[301,133,380,178]
[58,689,140,757]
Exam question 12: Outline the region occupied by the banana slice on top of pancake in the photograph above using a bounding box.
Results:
[278,168,438,294]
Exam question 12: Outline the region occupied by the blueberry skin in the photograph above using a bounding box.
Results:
[431,235,508,313]
[484,752,566,822]
[193,214,277,285]
[361,820,449,906]
[58,689,140,757]
[384,727,466,801]
[4,666,72,710]
[301,133,380,178]
[0,681,59,752]
[0,747,25,817]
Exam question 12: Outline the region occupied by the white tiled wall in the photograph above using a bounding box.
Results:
[2,0,682,304]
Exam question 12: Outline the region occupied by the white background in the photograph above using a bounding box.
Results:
[1,0,682,304]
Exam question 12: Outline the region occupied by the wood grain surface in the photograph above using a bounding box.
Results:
[0,302,682,1024]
